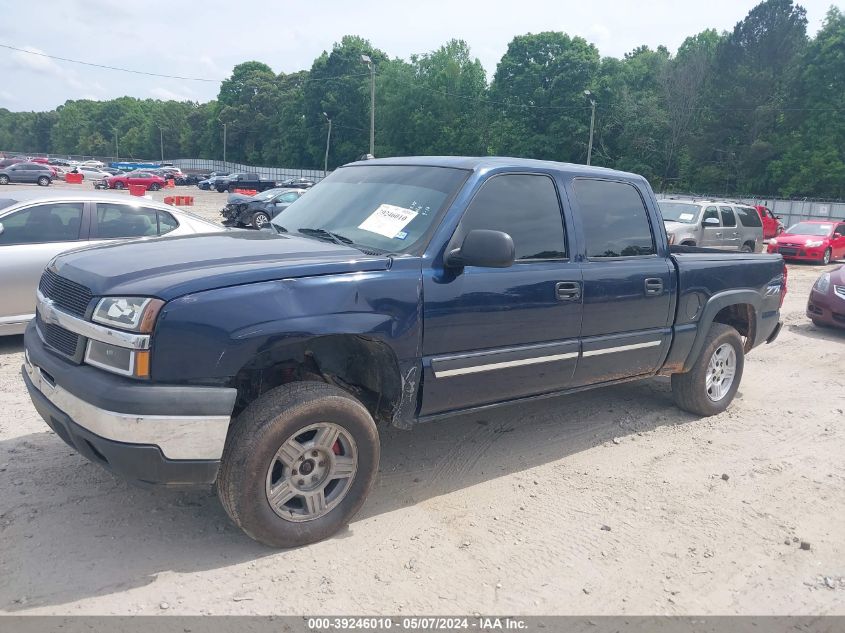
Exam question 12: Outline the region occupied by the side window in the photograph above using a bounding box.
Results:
[279,192,300,203]
[835,224,845,237]
[702,206,719,224]
[460,174,566,261]
[95,203,159,238]
[0,203,83,245]
[735,206,762,227]
[157,210,178,235]
[574,179,655,258]
[720,207,737,227]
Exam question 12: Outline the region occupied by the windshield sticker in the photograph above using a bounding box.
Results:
[679,213,694,221]
[395,231,408,240]
[358,204,418,238]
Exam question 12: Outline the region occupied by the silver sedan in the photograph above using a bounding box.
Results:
[0,190,225,336]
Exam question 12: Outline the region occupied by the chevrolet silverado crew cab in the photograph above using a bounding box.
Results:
[24,157,785,548]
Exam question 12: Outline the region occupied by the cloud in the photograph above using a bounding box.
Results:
[9,46,64,75]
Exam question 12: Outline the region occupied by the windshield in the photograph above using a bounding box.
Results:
[254,188,283,201]
[786,222,833,236]
[270,165,469,253]
[659,201,701,224]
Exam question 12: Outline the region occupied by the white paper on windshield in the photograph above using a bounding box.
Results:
[358,204,418,238]
[679,213,694,221]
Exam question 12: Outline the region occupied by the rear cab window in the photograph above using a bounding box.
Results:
[573,179,656,258]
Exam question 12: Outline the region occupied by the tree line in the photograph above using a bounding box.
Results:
[0,0,842,198]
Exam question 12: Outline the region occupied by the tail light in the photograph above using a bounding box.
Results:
[780,260,788,307]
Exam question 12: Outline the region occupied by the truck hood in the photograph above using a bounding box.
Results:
[663,220,693,233]
[50,230,391,300]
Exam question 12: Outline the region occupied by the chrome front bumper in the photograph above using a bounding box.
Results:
[24,351,231,460]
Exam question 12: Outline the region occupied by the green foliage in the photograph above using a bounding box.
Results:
[2,0,843,198]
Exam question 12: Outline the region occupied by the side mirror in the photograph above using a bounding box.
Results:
[446,229,515,269]
[703,217,720,226]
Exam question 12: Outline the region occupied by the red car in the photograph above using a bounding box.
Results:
[807,265,845,328]
[755,205,784,239]
[106,170,166,191]
[767,220,845,265]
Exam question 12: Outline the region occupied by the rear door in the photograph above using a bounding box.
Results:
[421,172,582,415]
[568,178,673,386]
[720,206,740,250]
[0,201,87,328]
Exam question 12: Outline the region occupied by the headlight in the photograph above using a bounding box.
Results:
[92,296,164,332]
[815,273,831,293]
[806,240,824,248]
[85,340,149,378]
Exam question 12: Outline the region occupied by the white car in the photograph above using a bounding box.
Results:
[79,160,105,169]
[0,191,225,336]
[72,166,112,182]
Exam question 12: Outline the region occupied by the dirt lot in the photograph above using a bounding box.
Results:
[0,181,843,615]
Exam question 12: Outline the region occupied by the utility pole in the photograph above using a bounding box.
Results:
[114,130,119,160]
[361,54,375,155]
[322,112,332,175]
[223,123,227,164]
[159,127,164,162]
[584,90,597,166]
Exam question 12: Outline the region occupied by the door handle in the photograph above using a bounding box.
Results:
[644,278,663,296]
[715,232,722,237]
[555,281,581,301]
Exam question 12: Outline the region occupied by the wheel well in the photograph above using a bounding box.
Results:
[712,303,755,353]
[229,335,403,424]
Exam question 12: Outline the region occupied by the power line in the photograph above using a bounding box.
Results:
[0,43,373,85]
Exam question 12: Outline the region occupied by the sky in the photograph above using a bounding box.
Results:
[0,0,838,111]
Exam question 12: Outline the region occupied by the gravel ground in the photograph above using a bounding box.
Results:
[0,181,843,615]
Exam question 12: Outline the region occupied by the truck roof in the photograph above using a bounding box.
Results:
[344,155,645,181]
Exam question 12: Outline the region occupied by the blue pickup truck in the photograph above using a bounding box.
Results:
[23,157,785,547]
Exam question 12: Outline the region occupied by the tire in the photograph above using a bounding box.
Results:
[0,175,8,185]
[671,323,745,417]
[740,242,754,253]
[822,248,831,265]
[37,176,50,186]
[114,181,125,190]
[217,381,379,548]
[149,183,161,191]
[250,212,270,230]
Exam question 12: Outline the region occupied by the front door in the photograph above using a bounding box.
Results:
[0,202,87,330]
[700,205,723,248]
[832,224,845,260]
[421,172,582,416]
[567,178,674,386]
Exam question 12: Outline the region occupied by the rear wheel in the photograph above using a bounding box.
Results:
[37,176,50,186]
[149,183,161,191]
[671,323,744,416]
[0,175,8,185]
[741,242,755,253]
[251,212,270,230]
[217,381,379,548]
[114,181,125,189]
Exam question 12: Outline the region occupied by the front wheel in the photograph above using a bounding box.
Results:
[822,248,832,265]
[217,381,379,548]
[114,181,125,190]
[0,175,9,185]
[37,176,50,186]
[149,183,161,191]
[251,212,270,230]
[671,323,744,416]
[740,242,754,253]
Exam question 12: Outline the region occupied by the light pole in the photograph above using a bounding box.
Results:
[584,90,596,166]
[361,54,375,156]
[222,123,227,164]
[158,126,164,162]
[113,130,119,160]
[322,112,332,175]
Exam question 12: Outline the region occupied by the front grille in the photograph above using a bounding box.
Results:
[39,269,93,317]
[835,286,845,300]
[779,247,798,256]
[37,316,80,357]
